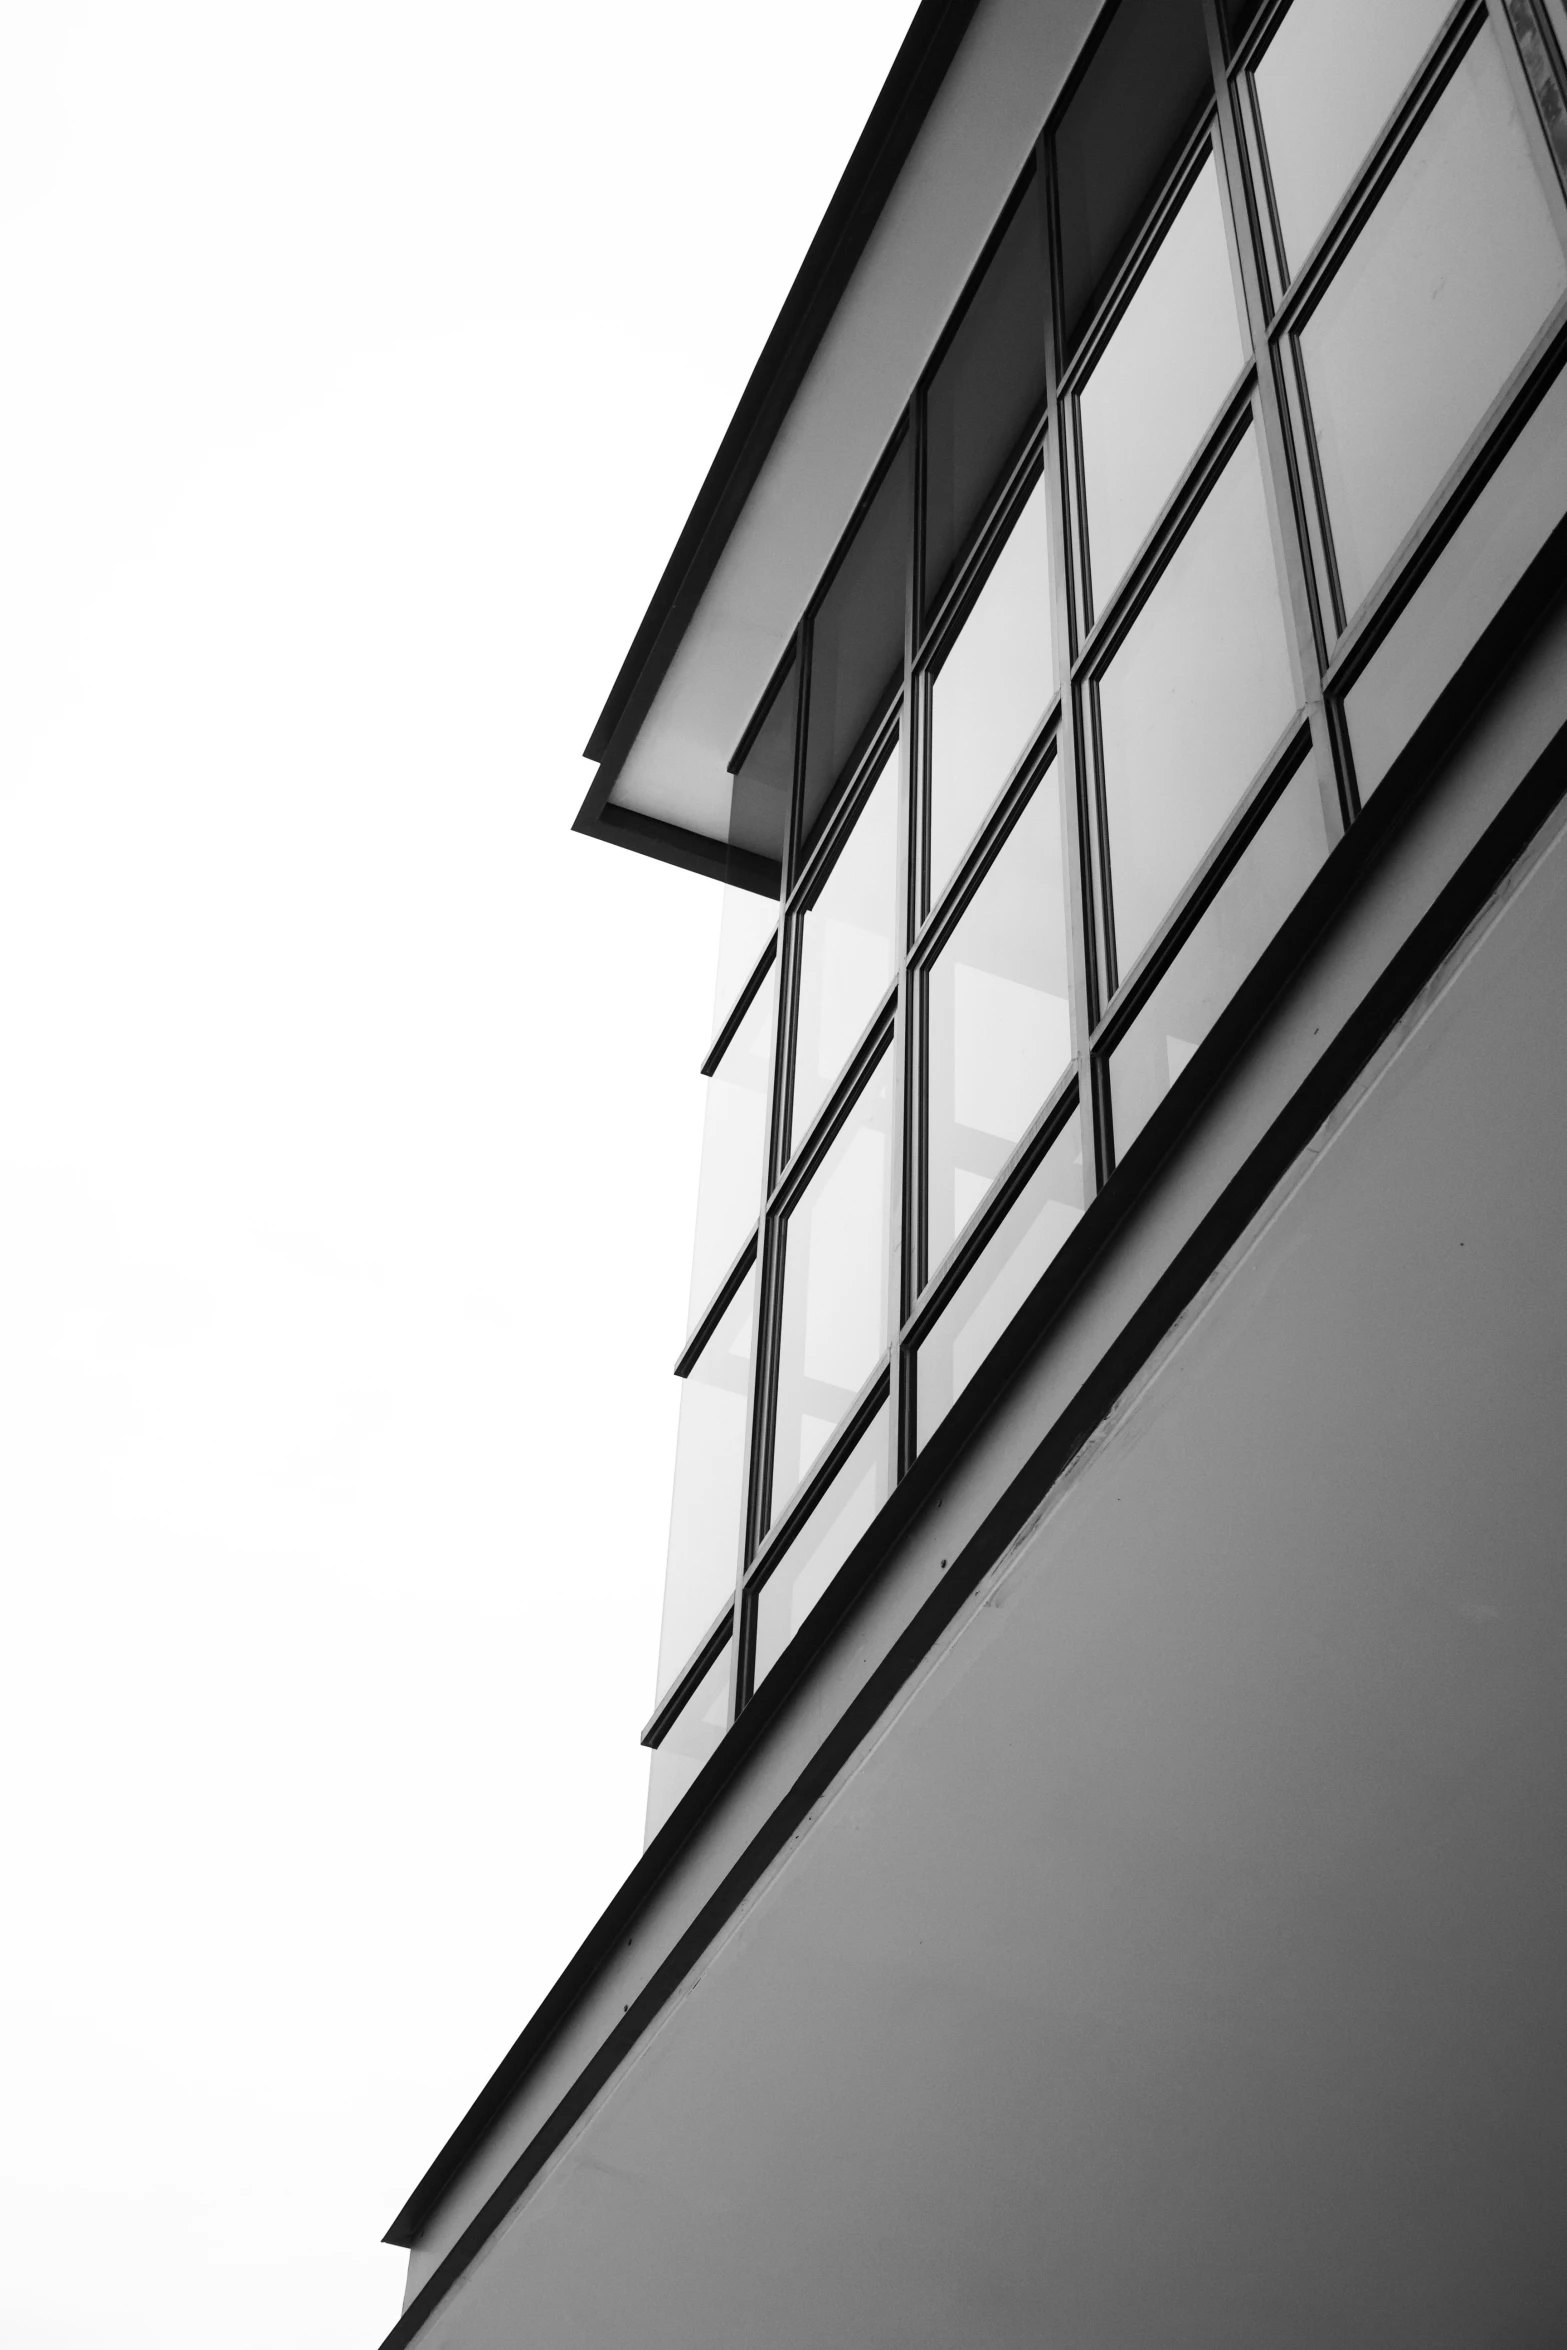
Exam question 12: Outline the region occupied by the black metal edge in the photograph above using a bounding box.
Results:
[640,1606,735,1753]
[576,0,984,792]
[382,592,1567,2313]
[672,1234,757,1385]
[581,802,781,900]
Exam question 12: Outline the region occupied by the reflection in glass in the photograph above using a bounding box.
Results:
[752,1404,889,1691]
[928,470,1055,907]
[655,1271,755,1703]
[1079,153,1248,615]
[925,169,1049,622]
[1099,426,1296,979]
[711,885,777,1048]
[791,740,898,1154]
[645,1640,730,1844]
[1346,357,1567,798]
[1109,756,1328,1156]
[803,436,911,853]
[926,777,1073,1276]
[916,1110,1084,1450]
[1300,25,1567,617]
[1254,0,1454,278]
[687,959,775,1328]
[770,1052,892,1527]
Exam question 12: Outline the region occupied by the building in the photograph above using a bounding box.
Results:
[380,0,1567,2340]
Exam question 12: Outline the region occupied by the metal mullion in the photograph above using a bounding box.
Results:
[912,422,1048,674]
[909,699,1062,961]
[700,932,777,1080]
[743,1364,892,1625]
[1039,123,1099,1224]
[887,388,920,1479]
[673,1232,758,1381]
[1204,0,1344,847]
[784,698,901,924]
[1494,0,1567,196]
[724,621,807,1725]
[1069,366,1258,687]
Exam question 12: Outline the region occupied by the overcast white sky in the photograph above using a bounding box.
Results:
[0,6,917,2342]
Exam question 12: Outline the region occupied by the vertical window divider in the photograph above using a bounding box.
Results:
[726,620,807,1722]
[1040,127,1102,1200]
[1203,0,1348,847]
[889,387,922,1478]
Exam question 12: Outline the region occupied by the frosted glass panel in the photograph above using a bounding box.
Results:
[655,1271,755,1703]
[926,776,1073,1276]
[687,960,775,1327]
[928,470,1056,906]
[770,1052,892,1527]
[1079,153,1247,615]
[791,742,898,1152]
[1254,0,1455,276]
[1300,25,1567,616]
[1099,427,1296,979]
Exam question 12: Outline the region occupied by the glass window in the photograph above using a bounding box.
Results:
[1109,754,1329,1157]
[1098,424,1296,980]
[924,170,1049,622]
[925,775,1074,1276]
[769,1050,893,1528]
[645,1640,730,1844]
[710,884,777,1049]
[1055,0,1213,348]
[802,435,911,855]
[915,1108,1085,1450]
[790,740,899,1155]
[655,1272,755,1704]
[1254,0,1455,279]
[1346,355,1567,799]
[1078,152,1248,617]
[927,470,1055,907]
[751,1404,890,1691]
[1299,24,1567,619]
[686,959,775,1328]
[727,647,797,868]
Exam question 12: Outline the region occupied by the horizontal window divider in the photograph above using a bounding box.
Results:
[1072,370,1260,681]
[1227,0,1302,80]
[786,699,902,919]
[1091,712,1315,1054]
[641,1602,735,1751]
[1058,95,1223,389]
[792,672,905,893]
[1319,300,1567,710]
[1264,0,1486,336]
[902,1067,1081,1345]
[673,1233,758,1380]
[910,717,1060,964]
[700,932,778,1079]
[766,996,897,1223]
[740,1364,892,1602]
[1513,0,1567,182]
[913,417,1050,672]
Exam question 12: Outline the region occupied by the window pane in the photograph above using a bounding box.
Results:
[687,960,775,1327]
[1055,0,1212,349]
[727,648,796,868]
[752,1404,889,1691]
[791,740,898,1155]
[770,1051,893,1527]
[1079,153,1248,616]
[1300,25,1567,618]
[1346,354,1567,799]
[925,169,1049,622]
[711,884,777,1049]
[645,1641,729,1845]
[802,435,911,855]
[916,1109,1085,1451]
[1255,0,1454,278]
[928,470,1055,906]
[926,775,1073,1275]
[1099,425,1296,979]
[1109,755,1328,1157]
[655,1272,755,1704]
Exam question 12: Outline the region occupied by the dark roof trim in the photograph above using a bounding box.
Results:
[573,0,984,849]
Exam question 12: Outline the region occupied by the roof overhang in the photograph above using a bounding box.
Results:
[572,0,1102,887]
